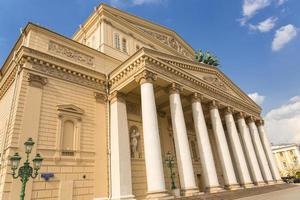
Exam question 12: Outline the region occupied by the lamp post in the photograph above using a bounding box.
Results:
[9,138,43,200]
[165,151,176,190]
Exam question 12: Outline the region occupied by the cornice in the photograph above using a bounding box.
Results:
[0,66,17,100]
[20,48,106,91]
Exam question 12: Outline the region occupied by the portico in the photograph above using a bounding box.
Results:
[108,48,281,200]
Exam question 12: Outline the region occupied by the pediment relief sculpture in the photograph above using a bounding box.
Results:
[203,75,228,91]
[134,25,194,59]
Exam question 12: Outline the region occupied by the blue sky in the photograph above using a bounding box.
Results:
[0,0,300,143]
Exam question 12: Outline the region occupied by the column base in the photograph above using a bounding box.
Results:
[242,183,255,188]
[181,187,200,196]
[266,180,276,185]
[205,185,224,193]
[254,181,266,187]
[111,195,136,200]
[224,183,241,191]
[146,190,173,200]
[275,179,284,184]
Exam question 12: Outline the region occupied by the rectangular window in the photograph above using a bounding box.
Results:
[122,38,127,53]
[114,33,120,50]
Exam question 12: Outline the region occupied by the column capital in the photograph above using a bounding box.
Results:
[256,119,264,126]
[235,112,246,120]
[27,73,48,88]
[94,92,108,103]
[190,93,203,103]
[224,107,234,115]
[209,100,220,110]
[168,82,183,95]
[246,116,256,124]
[134,70,157,85]
[108,91,126,103]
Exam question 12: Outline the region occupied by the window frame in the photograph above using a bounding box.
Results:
[55,105,84,161]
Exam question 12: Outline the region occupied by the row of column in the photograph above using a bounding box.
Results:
[109,71,282,200]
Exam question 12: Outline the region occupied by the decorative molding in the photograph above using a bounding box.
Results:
[135,25,194,60]
[94,92,107,103]
[48,40,94,66]
[134,70,157,85]
[203,75,228,91]
[27,73,48,88]
[28,59,104,90]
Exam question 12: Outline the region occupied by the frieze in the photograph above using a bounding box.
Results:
[48,41,94,66]
[0,67,17,99]
[29,61,104,91]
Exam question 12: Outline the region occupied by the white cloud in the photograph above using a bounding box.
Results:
[277,0,287,5]
[265,96,300,144]
[272,24,297,51]
[111,0,166,7]
[248,92,265,105]
[249,17,277,32]
[243,0,272,18]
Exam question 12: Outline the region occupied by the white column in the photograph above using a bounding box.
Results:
[135,71,172,199]
[209,101,239,190]
[224,108,253,188]
[257,120,282,183]
[248,118,274,184]
[191,94,222,193]
[236,113,264,185]
[169,84,199,196]
[110,91,135,200]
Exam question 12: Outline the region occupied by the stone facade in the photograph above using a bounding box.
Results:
[0,3,282,200]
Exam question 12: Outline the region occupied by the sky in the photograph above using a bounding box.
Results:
[0,0,300,144]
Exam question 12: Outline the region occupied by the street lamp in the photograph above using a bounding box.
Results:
[165,151,176,190]
[9,138,43,200]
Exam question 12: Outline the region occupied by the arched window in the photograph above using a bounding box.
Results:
[62,120,75,152]
[122,38,127,53]
[114,33,120,50]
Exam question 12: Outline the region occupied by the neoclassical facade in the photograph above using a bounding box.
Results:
[0,3,282,200]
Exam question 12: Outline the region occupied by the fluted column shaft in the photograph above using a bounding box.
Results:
[191,94,221,193]
[237,115,264,185]
[257,122,282,182]
[209,102,239,189]
[135,71,171,199]
[224,109,253,187]
[169,85,198,196]
[248,119,274,183]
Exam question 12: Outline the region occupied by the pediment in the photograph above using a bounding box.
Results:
[131,24,194,60]
[154,55,258,108]
[57,104,84,115]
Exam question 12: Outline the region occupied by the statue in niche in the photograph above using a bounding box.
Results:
[130,126,140,158]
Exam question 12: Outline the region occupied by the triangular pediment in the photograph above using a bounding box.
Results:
[149,53,260,109]
[102,4,195,60]
[57,104,84,115]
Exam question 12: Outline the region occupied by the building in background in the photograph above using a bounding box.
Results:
[0,3,282,200]
[272,144,300,177]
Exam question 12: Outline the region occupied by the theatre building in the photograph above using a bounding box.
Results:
[0,3,282,200]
